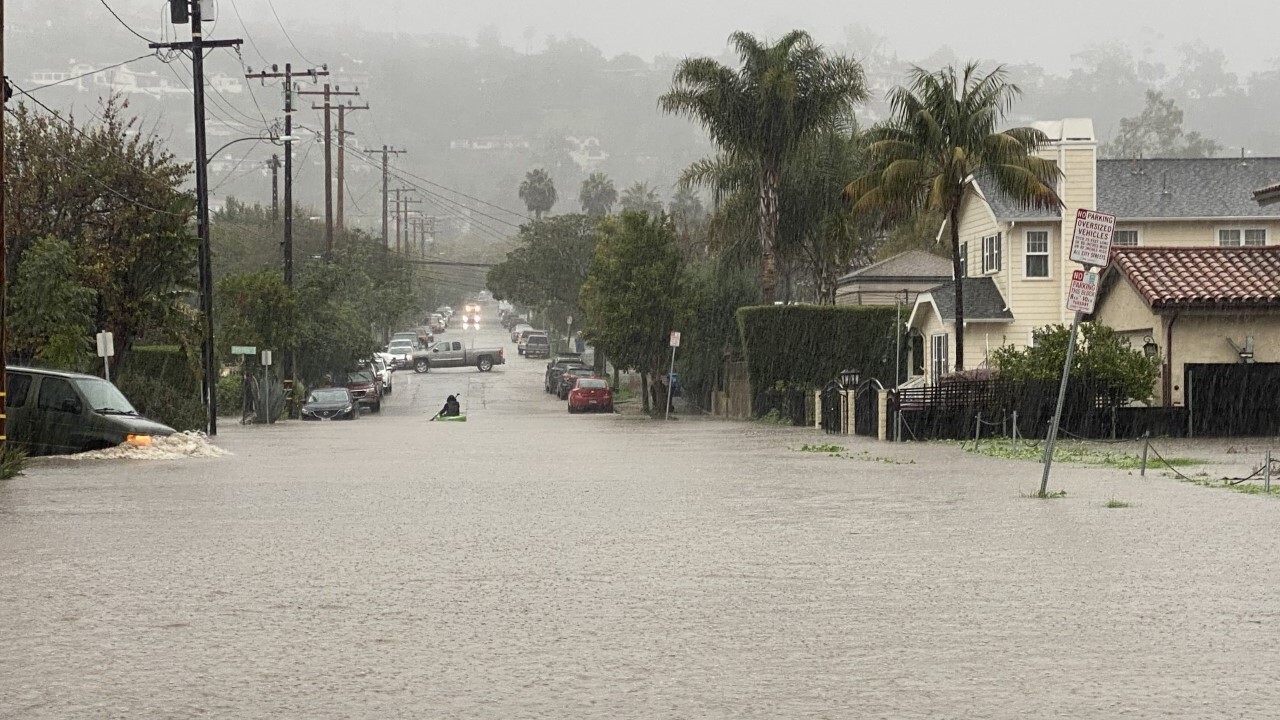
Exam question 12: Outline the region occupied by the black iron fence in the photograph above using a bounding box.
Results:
[756,387,810,426]
[820,382,843,434]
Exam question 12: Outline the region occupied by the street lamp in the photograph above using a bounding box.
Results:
[1142,336,1159,359]
[840,368,861,389]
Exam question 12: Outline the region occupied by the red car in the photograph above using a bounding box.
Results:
[339,365,383,413]
[567,377,613,413]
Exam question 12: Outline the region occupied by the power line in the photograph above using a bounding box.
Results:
[265,0,321,66]
[16,53,156,95]
[390,164,529,220]
[224,0,267,64]
[96,0,157,44]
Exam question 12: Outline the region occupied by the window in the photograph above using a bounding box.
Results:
[1113,229,1140,247]
[7,373,31,407]
[958,242,968,277]
[910,334,925,376]
[1024,230,1050,278]
[36,377,80,414]
[982,233,1002,274]
[931,334,950,381]
[1219,228,1267,247]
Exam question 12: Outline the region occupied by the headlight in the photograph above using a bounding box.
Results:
[126,434,153,446]
[342,405,354,413]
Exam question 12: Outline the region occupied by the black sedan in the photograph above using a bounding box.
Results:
[557,366,598,399]
[301,388,361,420]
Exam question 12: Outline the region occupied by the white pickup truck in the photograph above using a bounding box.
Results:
[413,340,506,373]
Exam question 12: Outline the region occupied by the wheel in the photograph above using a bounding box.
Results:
[372,399,382,414]
[477,356,493,372]
[518,348,524,355]
[415,359,430,373]
[384,381,392,395]
[567,405,576,414]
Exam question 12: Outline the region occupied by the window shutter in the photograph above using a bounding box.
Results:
[996,232,1003,271]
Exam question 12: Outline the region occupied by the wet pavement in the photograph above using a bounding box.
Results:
[3,323,1280,718]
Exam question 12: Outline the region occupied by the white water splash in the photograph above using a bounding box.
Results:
[69,431,229,461]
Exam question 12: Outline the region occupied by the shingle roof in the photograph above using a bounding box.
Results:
[1098,158,1280,219]
[1110,247,1280,309]
[973,174,1061,220]
[1255,182,1280,207]
[926,277,1014,322]
[837,250,953,285]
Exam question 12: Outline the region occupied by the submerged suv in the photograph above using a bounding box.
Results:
[5,366,176,455]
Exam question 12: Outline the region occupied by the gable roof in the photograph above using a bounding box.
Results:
[1098,158,1280,219]
[837,250,953,285]
[1110,247,1280,309]
[972,175,1061,221]
[922,277,1014,323]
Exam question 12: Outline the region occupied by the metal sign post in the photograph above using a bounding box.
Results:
[261,350,273,425]
[95,332,115,383]
[665,331,681,421]
[1040,210,1116,496]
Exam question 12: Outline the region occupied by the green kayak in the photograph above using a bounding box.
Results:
[436,415,467,422]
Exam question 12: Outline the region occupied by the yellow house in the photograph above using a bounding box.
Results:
[908,116,1280,385]
[1093,247,1280,407]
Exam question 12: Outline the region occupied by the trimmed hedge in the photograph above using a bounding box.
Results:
[115,345,205,431]
[737,304,901,416]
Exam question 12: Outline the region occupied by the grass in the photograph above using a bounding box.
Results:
[958,441,1202,471]
[0,445,28,479]
[1020,489,1068,499]
[1105,498,1132,508]
[798,443,845,454]
[756,410,795,426]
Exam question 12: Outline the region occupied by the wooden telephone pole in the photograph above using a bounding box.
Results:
[368,146,405,248]
[268,154,281,225]
[298,84,361,255]
[334,102,367,232]
[153,0,242,436]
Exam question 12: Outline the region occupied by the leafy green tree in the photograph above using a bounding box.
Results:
[519,168,558,220]
[846,63,1061,370]
[4,98,198,373]
[215,269,298,365]
[8,236,98,370]
[660,30,868,303]
[580,211,684,414]
[486,214,597,331]
[676,260,759,409]
[992,324,1160,403]
[578,172,618,218]
[667,187,710,259]
[619,181,664,216]
[1102,90,1223,159]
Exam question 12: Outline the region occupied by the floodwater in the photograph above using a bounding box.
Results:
[3,323,1280,718]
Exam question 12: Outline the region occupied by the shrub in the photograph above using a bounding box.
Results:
[216,374,244,417]
[737,304,900,415]
[115,374,206,432]
[0,445,28,479]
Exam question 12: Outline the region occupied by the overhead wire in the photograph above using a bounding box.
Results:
[388,163,528,220]
[17,54,156,95]
[96,0,158,43]
[224,0,267,64]
[265,0,321,66]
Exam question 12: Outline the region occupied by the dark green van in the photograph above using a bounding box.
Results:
[6,366,177,456]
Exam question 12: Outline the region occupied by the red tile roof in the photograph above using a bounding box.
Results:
[1111,247,1280,309]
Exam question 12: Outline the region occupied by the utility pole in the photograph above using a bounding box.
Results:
[154,1,242,436]
[393,190,421,254]
[1,0,7,450]
[368,146,405,248]
[334,102,367,232]
[299,84,360,256]
[246,63,327,285]
[268,154,281,225]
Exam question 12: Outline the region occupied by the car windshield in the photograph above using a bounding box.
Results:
[568,369,594,376]
[577,379,608,389]
[388,343,413,351]
[528,336,548,344]
[73,378,137,414]
[344,370,374,384]
[308,389,349,404]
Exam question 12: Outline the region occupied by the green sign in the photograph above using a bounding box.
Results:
[231,346,257,356]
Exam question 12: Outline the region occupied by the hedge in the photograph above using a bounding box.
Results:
[115,345,205,431]
[737,304,902,416]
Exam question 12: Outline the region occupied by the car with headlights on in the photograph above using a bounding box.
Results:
[567,377,613,413]
[301,387,360,421]
[384,340,416,370]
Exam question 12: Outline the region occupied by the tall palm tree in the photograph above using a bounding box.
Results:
[660,30,867,302]
[579,172,618,218]
[845,63,1061,371]
[519,168,558,220]
[619,181,663,216]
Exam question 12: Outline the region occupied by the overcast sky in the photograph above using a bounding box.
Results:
[248,0,1277,73]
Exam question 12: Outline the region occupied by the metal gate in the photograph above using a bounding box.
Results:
[854,379,882,437]
[1186,363,1280,437]
[820,381,843,434]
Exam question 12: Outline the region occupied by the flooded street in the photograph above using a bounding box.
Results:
[3,326,1280,718]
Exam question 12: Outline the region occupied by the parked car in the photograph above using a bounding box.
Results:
[301,387,360,421]
[5,366,177,455]
[429,314,447,334]
[414,340,506,373]
[391,331,422,348]
[510,323,533,343]
[415,326,434,347]
[338,366,382,413]
[567,377,613,413]
[558,366,598,399]
[544,356,586,393]
[517,328,545,355]
[369,355,394,394]
[385,340,415,369]
[524,334,551,359]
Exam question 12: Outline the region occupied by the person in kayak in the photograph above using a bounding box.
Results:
[437,395,461,418]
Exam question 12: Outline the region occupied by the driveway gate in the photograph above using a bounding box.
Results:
[821,381,843,434]
[854,379,882,437]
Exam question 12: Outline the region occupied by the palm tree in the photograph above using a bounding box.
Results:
[619,181,663,216]
[660,30,867,302]
[519,168,558,220]
[845,63,1061,371]
[579,172,618,218]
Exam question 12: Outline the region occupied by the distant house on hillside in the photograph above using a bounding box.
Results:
[835,251,953,307]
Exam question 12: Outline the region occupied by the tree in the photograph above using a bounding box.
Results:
[1103,90,1223,159]
[845,63,1061,371]
[660,30,868,303]
[578,172,618,218]
[619,181,663,216]
[519,168,558,220]
[667,187,711,259]
[992,324,1159,403]
[580,211,684,414]
[486,214,597,330]
[8,236,98,370]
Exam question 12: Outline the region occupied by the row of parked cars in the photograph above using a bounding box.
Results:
[543,355,614,413]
